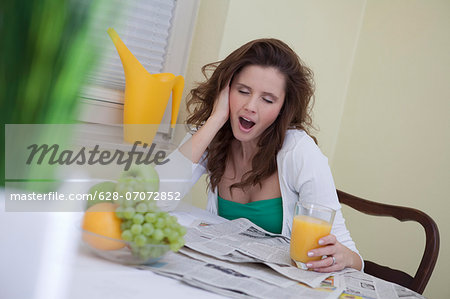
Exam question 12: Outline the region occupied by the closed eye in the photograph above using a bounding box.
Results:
[238,90,250,95]
[263,98,273,104]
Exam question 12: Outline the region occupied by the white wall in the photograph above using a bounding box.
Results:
[219,0,366,160]
[331,1,450,297]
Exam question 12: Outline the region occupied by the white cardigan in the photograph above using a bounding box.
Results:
[155,129,361,257]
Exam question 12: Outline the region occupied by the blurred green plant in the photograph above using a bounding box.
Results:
[0,0,102,187]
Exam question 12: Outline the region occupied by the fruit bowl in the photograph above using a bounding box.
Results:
[81,228,170,265]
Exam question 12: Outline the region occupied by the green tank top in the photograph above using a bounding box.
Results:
[217,195,283,234]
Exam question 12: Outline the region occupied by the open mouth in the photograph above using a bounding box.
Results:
[239,117,255,130]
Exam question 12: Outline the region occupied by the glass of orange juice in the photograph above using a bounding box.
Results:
[290,201,336,269]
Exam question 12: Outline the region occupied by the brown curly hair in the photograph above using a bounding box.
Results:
[186,38,315,192]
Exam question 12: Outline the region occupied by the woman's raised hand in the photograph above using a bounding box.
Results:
[209,84,230,127]
[179,84,231,164]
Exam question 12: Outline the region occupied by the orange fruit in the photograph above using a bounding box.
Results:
[82,203,125,250]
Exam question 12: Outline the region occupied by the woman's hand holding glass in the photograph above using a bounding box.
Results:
[305,234,363,272]
[289,201,362,272]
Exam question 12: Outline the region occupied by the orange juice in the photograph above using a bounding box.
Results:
[290,215,332,264]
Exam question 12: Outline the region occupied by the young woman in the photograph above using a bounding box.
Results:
[162,39,362,272]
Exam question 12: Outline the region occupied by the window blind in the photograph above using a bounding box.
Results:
[81,0,176,104]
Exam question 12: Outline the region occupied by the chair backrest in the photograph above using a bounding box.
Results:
[336,189,440,294]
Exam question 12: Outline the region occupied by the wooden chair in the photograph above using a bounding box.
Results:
[337,189,440,294]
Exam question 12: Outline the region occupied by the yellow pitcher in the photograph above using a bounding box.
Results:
[107,28,184,144]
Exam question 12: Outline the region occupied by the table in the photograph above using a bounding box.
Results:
[0,194,425,299]
[0,195,224,299]
[68,245,226,299]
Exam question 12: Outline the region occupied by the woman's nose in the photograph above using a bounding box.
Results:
[244,96,257,113]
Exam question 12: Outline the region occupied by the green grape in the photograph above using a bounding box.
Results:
[167,231,179,243]
[134,235,147,246]
[155,218,165,229]
[116,196,126,206]
[142,223,154,236]
[131,224,142,235]
[145,212,157,223]
[121,230,133,242]
[115,190,187,258]
[136,202,148,213]
[146,236,156,244]
[115,206,124,219]
[179,226,187,236]
[120,222,129,232]
[124,200,136,208]
[167,215,177,225]
[153,229,164,241]
[163,227,172,236]
[147,201,157,211]
[132,213,144,224]
[124,219,133,228]
[123,207,136,219]
[171,239,185,251]
[170,242,179,252]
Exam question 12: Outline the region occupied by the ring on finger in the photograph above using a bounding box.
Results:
[331,256,336,266]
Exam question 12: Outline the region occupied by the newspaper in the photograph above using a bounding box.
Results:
[180,277,251,299]
[170,205,228,227]
[159,208,425,299]
[335,270,425,299]
[179,247,296,288]
[142,251,343,299]
[184,218,333,288]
